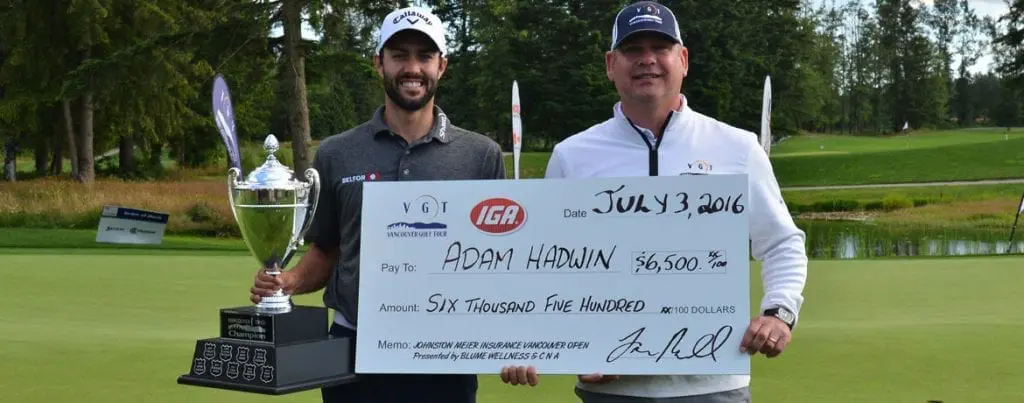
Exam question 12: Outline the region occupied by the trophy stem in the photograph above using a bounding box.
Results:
[257,269,293,312]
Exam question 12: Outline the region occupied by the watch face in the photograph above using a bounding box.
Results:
[777,309,795,323]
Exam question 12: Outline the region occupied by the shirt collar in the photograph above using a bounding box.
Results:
[613,94,688,143]
[369,105,453,144]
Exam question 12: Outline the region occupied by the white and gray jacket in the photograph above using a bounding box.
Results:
[545,95,808,398]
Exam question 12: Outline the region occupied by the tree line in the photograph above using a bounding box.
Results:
[2,0,1024,183]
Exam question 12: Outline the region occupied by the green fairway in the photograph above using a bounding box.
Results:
[766,129,1024,186]
[2,250,1023,402]
[771,136,1024,186]
[770,128,1024,157]
[497,129,1024,187]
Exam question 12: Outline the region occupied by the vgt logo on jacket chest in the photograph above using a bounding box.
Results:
[470,198,527,235]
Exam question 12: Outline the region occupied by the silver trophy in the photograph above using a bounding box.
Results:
[179,134,355,395]
[228,134,320,312]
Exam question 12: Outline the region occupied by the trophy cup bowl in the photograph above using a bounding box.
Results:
[178,134,355,395]
[227,134,320,312]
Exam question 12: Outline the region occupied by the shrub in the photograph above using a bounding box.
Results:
[788,199,861,214]
[882,193,913,211]
[186,202,220,223]
[818,199,859,212]
[863,201,885,211]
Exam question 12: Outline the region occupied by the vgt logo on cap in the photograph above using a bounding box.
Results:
[470,198,527,235]
[629,4,663,26]
[611,1,682,50]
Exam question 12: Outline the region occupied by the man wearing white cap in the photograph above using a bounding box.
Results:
[500,2,807,402]
[250,6,506,403]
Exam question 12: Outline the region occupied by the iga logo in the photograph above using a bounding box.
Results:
[470,198,527,235]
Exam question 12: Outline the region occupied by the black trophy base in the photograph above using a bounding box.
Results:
[219,305,327,345]
[177,336,357,395]
[178,305,358,395]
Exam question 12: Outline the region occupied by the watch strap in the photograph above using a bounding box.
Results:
[763,307,796,330]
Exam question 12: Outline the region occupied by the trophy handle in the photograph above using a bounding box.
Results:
[281,168,321,269]
[299,168,322,241]
[227,167,242,224]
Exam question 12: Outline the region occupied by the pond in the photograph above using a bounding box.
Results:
[796,220,1021,259]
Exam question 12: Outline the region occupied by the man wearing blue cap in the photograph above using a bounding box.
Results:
[500,2,808,402]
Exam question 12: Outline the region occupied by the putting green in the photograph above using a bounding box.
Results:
[1,251,1022,402]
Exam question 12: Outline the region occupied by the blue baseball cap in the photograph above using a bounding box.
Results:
[610,1,683,50]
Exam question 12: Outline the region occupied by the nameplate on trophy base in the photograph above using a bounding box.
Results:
[177,333,354,395]
[219,306,327,344]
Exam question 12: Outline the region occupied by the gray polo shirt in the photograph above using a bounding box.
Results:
[303,105,506,327]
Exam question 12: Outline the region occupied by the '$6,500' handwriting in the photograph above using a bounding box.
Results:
[633,250,728,274]
[591,185,745,217]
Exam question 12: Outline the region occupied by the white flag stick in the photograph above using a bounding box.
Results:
[760,76,772,156]
[512,80,523,180]
[1008,191,1024,254]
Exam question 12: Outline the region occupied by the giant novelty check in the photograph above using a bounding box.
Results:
[356,175,751,375]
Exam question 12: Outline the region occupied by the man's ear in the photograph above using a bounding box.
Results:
[374,53,384,78]
[605,51,615,81]
[438,56,448,79]
[679,46,689,77]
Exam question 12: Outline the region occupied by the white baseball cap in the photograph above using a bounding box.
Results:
[376,6,447,56]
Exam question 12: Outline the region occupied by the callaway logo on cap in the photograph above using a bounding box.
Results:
[611,1,683,50]
[377,6,448,55]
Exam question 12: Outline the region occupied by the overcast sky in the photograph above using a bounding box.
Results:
[919,0,1008,73]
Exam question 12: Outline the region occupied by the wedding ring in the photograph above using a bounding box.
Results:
[768,337,779,343]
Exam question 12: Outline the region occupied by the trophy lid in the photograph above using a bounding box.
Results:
[241,135,298,189]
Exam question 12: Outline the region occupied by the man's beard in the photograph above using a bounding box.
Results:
[384,71,439,112]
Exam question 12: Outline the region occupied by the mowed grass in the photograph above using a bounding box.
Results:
[508,129,1024,187]
[770,128,1024,156]
[768,129,1024,186]
[1,250,1023,402]
[771,137,1024,187]
[503,130,1024,187]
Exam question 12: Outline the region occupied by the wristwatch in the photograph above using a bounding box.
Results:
[763,306,796,330]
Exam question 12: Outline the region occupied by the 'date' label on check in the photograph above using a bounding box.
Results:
[355,175,751,375]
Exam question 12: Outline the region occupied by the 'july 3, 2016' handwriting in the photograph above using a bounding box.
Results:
[605,325,733,364]
[591,185,745,217]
